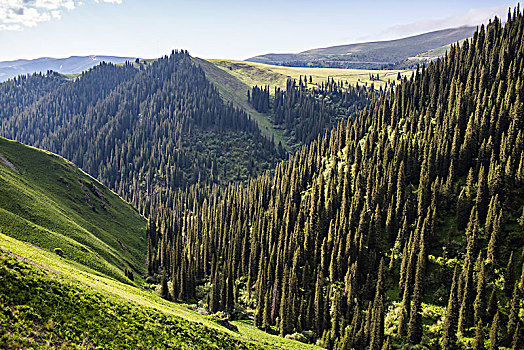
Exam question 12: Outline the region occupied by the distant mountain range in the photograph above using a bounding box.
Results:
[247,26,476,69]
[0,26,476,82]
[0,55,136,82]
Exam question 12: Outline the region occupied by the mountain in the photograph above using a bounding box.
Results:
[247,26,476,69]
[0,51,284,216]
[0,136,146,282]
[2,9,523,349]
[150,12,524,349]
[0,55,136,82]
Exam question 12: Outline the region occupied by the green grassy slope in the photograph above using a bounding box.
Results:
[415,38,468,58]
[0,246,263,349]
[193,58,291,152]
[207,59,410,91]
[0,233,319,349]
[0,137,146,283]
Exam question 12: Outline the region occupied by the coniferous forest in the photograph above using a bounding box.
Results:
[145,11,524,349]
[249,78,378,146]
[0,51,284,214]
[1,5,524,350]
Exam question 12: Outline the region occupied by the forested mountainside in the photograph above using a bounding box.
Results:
[147,11,524,349]
[249,78,378,147]
[0,51,284,214]
[0,71,68,121]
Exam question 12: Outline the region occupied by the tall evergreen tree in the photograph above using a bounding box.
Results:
[442,267,460,349]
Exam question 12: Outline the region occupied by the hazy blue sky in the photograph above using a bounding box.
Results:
[0,0,519,61]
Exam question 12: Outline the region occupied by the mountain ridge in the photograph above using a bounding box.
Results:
[0,55,137,82]
[247,26,476,69]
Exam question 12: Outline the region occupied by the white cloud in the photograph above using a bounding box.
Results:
[0,0,123,31]
[0,23,22,31]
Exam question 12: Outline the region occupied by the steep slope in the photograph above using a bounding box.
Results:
[149,12,524,349]
[0,55,136,82]
[248,78,378,148]
[193,57,292,151]
[0,250,266,349]
[0,139,316,349]
[0,137,145,282]
[247,26,475,69]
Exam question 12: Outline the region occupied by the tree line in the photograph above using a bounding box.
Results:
[249,77,377,147]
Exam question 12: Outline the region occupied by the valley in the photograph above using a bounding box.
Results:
[0,4,523,350]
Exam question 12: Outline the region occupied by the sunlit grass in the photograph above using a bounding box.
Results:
[0,232,319,349]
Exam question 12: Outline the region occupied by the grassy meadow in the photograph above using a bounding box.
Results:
[207,59,412,91]
[0,232,319,349]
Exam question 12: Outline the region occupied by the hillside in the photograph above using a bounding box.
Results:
[247,26,475,69]
[193,57,292,152]
[0,51,283,216]
[199,58,411,151]
[149,12,524,349]
[0,136,145,282]
[0,137,318,349]
[0,248,262,349]
[0,51,400,212]
[207,59,410,91]
[0,55,136,82]
[0,216,315,350]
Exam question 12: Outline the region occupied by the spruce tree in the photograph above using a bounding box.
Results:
[487,210,502,266]
[507,282,520,346]
[408,230,426,345]
[160,270,169,300]
[504,252,515,297]
[474,253,487,323]
[314,271,325,334]
[512,322,521,350]
[369,259,385,350]
[489,311,500,350]
[474,318,485,350]
[442,267,459,349]
[486,288,498,322]
[476,166,489,222]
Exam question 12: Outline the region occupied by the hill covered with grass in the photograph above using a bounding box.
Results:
[0,136,146,283]
[0,249,264,349]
